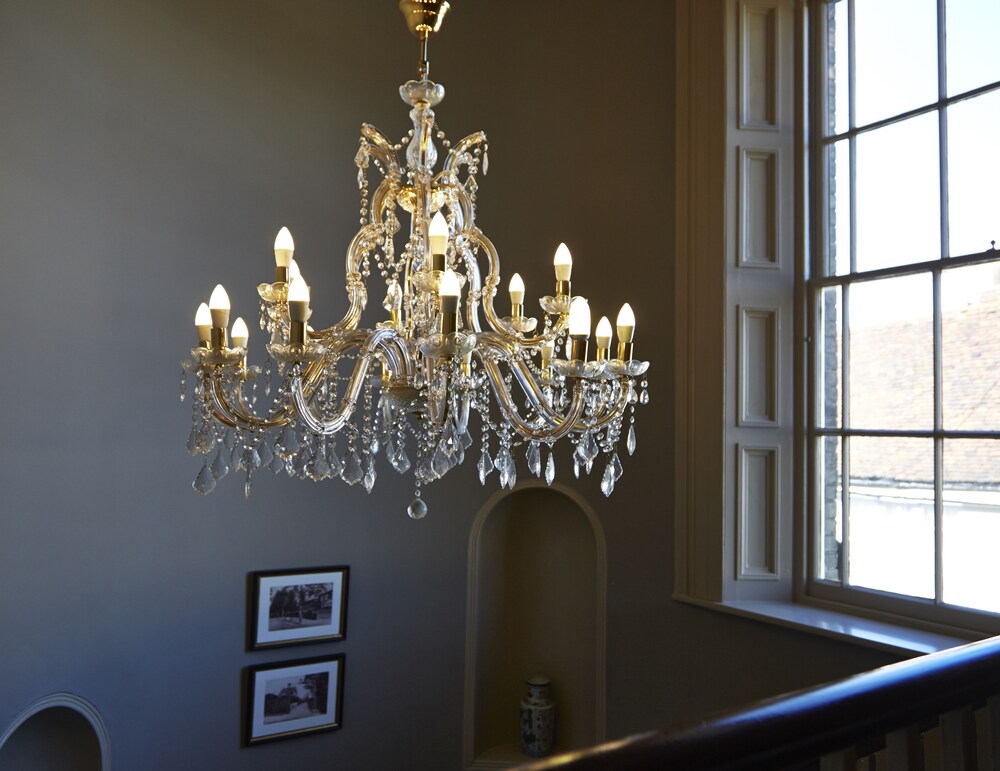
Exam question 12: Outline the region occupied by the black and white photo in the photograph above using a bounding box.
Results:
[245,655,344,745]
[249,566,349,649]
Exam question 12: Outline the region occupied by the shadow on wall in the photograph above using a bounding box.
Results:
[0,694,108,771]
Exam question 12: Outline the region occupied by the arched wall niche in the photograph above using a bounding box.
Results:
[0,692,110,771]
[463,481,607,769]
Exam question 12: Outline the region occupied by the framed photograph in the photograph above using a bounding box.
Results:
[245,654,344,746]
[249,566,349,650]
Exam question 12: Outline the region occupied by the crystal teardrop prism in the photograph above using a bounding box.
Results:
[612,452,624,481]
[526,441,542,477]
[640,389,649,405]
[363,459,376,493]
[478,449,493,485]
[342,452,364,485]
[627,425,637,455]
[210,449,229,480]
[545,452,555,485]
[601,462,615,497]
[193,462,216,495]
[407,497,428,520]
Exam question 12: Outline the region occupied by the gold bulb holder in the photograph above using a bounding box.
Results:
[289,320,307,346]
[275,266,288,284]
[555,279,571,299]
[440,312,457,336]
[596,346,609,362]
[511,302,524,318]
[431,252,446,272]
[569,336,589,362]
[617,341,634,361]
[210,327,228,350]
[196,325,212,348]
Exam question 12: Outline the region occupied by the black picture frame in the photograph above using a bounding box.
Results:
[244,653,345,746]
[248,565,349,650]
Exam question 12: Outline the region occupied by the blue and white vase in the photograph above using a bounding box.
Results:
[520,676,555,757]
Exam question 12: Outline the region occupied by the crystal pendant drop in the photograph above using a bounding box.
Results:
[391,442,411,474]
[573,458,580,479]
[627,425,637,455]
[432,445,451,477]
[179,370,187,402]
[245,472,253,499]
[269,451,284,474]
[363,458,376,493]
[581,432,599,462]
[526,441,542,477]
[640,388,649,405]
[545,452,556,485]
[612,452,624,481]
[193,462,216,495]
[342,452,364,485]
[186,426,199,456]
[498,451,511,488]
[210,449,229,480]
[407,497,428,520]
[478,448,493,485]
[504,454,517,489]
[600,462,615,497]
[483,150,489,174]
[257,438,273,468]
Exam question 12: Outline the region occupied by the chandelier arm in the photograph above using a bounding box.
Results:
[580,381,631,431]
[480,356,587,441]
[289,328,401,436]
[208,373,289,430]
[468,230,568,346]
[361,124,401,178]
[443,131,486,174]
[475,334,564,427]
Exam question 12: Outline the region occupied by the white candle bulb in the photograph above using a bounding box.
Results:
[617,302,636,343]
[429,211,449,255]
[439,268,461,298]
[231,317,249,349]
[287,275,310,304]
[288,259,301,282]
[273,226,295,267]
[568,296,591,337]
[595,316,612,349]
[509,273,525,305]
[209,284,231,330]
[553,243,573,281]
[195,302,211,328]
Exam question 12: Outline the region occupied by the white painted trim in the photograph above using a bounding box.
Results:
[737,443,781,580]
[738,1,780,131]
[738,147,780,268]
[0,692,111,770]
[462,481,607,769]
[738,305,780,427]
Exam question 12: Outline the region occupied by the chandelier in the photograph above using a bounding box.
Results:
[180,0,649,518]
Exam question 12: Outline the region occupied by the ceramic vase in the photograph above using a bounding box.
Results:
[520,676,555,757]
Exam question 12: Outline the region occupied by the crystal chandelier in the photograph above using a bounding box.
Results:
[180,0,649,518]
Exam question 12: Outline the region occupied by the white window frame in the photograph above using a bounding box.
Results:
[673,0,1000,651]
[805,0,1000,636]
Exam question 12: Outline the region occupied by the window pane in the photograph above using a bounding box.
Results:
[946,0,1000,96]
[855,0,937,127]
[942,262,1000,431]
[821,286,842,428]
[828,0,849,136]
[947,90,1000,258]
[942,439,1000,613]
[847,437,934,599]
[855,114,940,271]
[848,275,933,430]
[819,436,843,582]
[827,139,851,275]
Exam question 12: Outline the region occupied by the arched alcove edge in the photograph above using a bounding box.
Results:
[0,692,111,771]
[462,480,607,769]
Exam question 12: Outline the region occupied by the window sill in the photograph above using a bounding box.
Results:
[675,595,975,657]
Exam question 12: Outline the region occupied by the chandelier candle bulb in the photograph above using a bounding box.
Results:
[428,211,448,271]
[208,284,231,348]
[287,276,310,346]
[288,259,302,283]
[540,339,555,371]
[509,272,525,317]
[595,315,612,361]
[230,317,249,349]
[195,302,212,347]
[273,226,295,282]
[553,243,573,299]
[568,296,591,362]
[439,268,460,335]
[616,302,635,361]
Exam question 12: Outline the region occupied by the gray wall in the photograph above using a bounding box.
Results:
[0,1,897,769]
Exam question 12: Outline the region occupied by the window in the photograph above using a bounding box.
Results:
[808,0,1000,632]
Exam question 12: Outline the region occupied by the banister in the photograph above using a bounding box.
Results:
[517,635,1000,771]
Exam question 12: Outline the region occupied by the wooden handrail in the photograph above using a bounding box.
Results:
[517,635,1000,771]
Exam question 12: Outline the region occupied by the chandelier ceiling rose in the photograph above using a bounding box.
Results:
[180,1,650,517]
